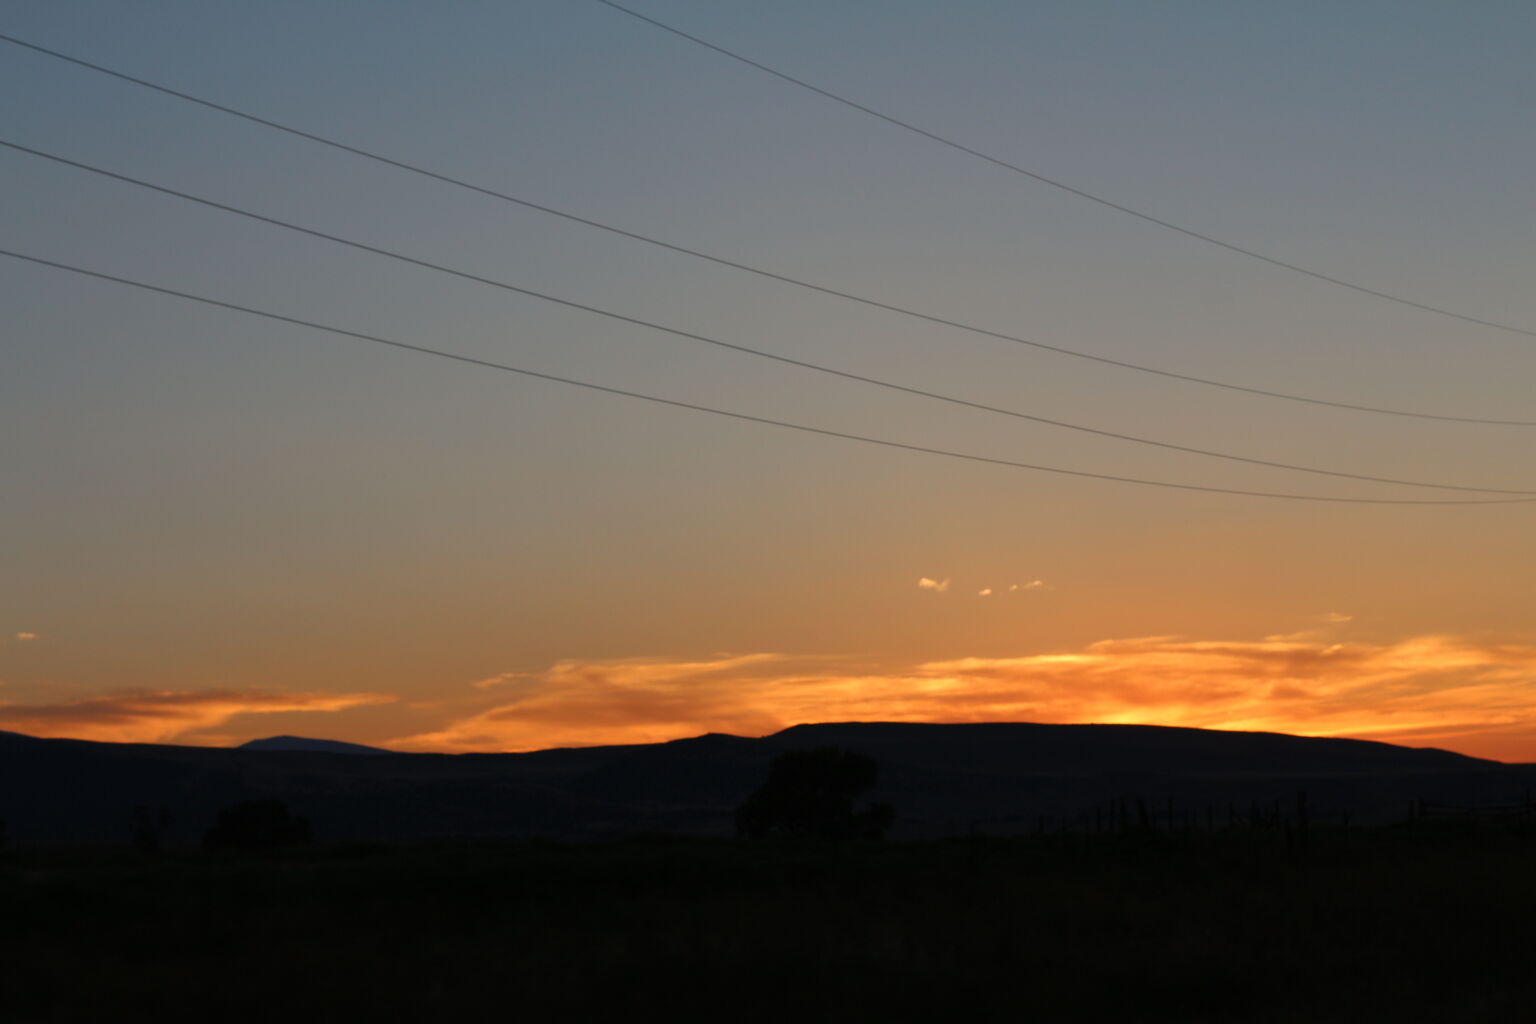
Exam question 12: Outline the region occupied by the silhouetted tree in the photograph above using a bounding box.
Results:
[203,799,312,851]
[736,746,895,840]
[130,804,173,854]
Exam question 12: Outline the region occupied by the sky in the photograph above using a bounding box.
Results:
[3,1,1535,760]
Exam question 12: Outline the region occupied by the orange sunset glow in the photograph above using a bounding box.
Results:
[5,623,1535,763]
[394,631,1536,761]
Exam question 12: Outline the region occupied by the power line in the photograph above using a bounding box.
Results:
[0,34,1529,427]
[8,137,1533,497]
[3,247,1531,506]
[594,0,1536,342]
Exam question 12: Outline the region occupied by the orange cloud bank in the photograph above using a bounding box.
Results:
[394,634,1536,761]
[0,689,393,745]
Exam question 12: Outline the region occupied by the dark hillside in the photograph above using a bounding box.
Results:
[0,723,1527,843]
[767,721,1488,774]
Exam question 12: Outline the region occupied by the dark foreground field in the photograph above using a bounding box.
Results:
[4,826,1534,1023]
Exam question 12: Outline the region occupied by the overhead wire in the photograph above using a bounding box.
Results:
[6,137,1533,496]
[593,0,1536,342]
[1,32,1530,427]
[5,246,1532,506]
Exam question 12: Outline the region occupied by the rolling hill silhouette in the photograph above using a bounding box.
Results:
[0,722,1527,843]
[237,735,391,755]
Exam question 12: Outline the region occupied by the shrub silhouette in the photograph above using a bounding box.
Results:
[203,799,312,851]
[736,746,895,840]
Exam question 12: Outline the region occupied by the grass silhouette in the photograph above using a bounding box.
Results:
[3,824,1534,1021]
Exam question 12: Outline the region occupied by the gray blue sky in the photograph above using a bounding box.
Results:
[3,1,1535,758]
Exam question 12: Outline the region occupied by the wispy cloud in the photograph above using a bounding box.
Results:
[1009,580,1045,592]
[978,588,993,597]
[474,653,782,692]
[472,671,536,691]
[391,633,1536,759]
[917,577,950,593]
[0,689,393,745]
[14,633,38,641]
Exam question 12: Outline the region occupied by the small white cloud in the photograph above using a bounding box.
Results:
[1009,581,1045,592]
[14,633,37,641]
[917,577,950,593]
[978,588,993,597]
[473,671,534,690]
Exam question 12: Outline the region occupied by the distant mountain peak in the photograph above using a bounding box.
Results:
[238,735,391,755]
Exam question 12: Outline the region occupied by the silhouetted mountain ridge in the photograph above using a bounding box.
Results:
[767,721,1486,773]
[0,722,1523,842]
[238,735,391,755]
